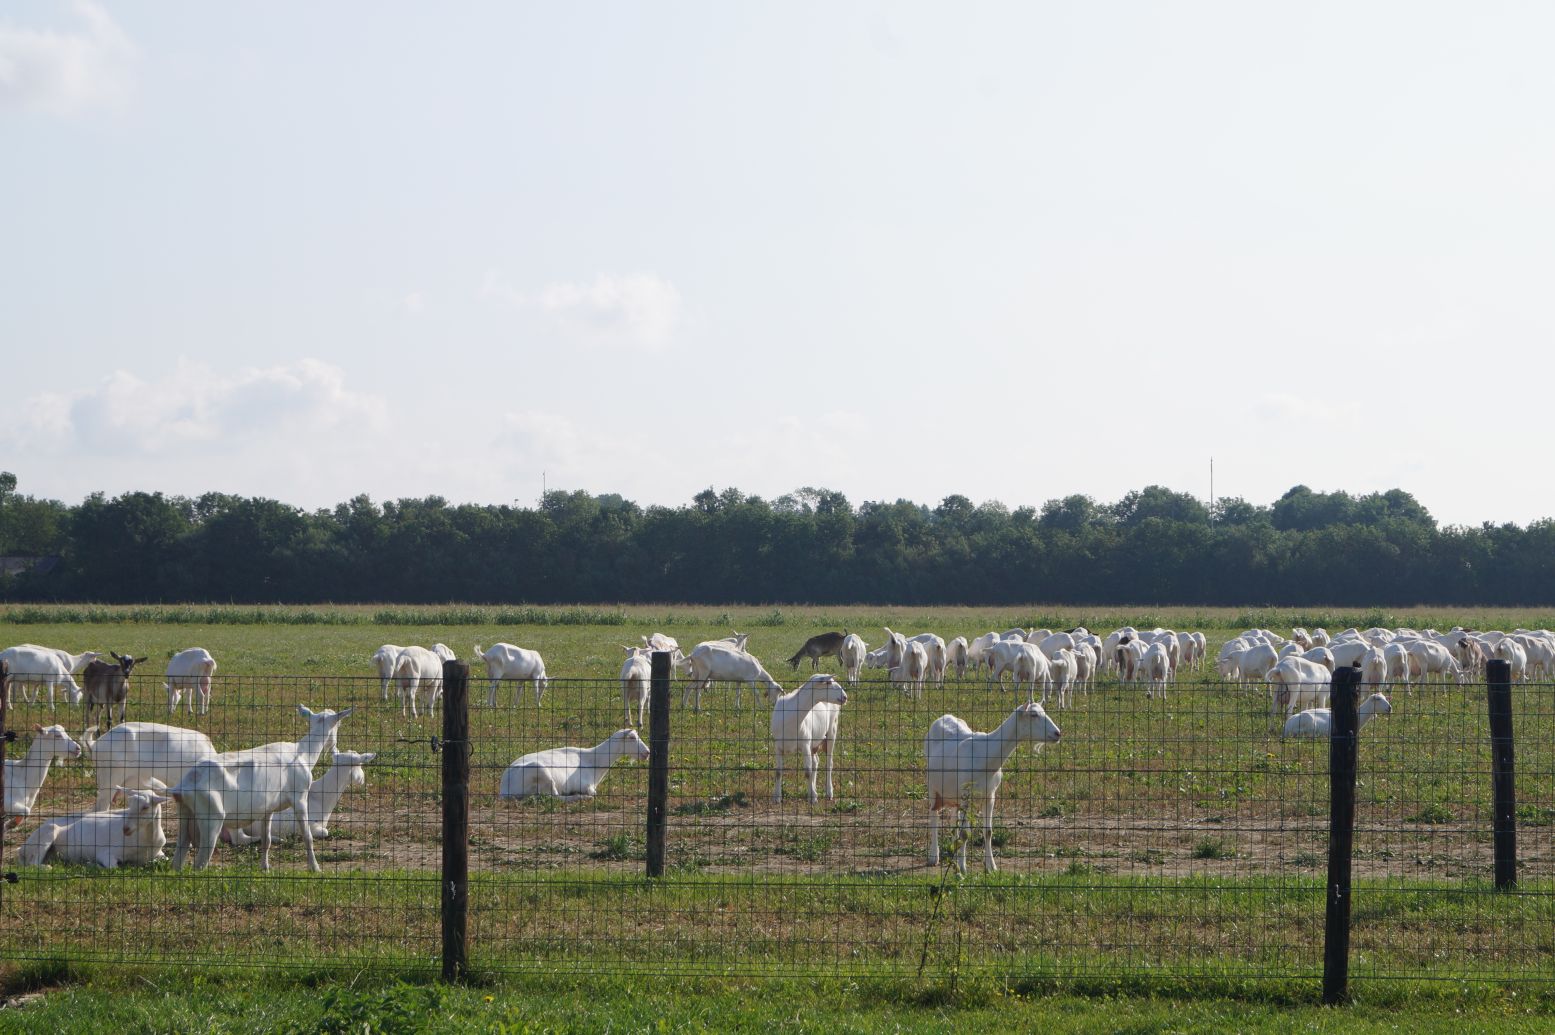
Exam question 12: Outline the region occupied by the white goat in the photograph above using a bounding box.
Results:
[1048,648,1076,709]
[619,646,652,727]
[839,633,867,685]
[1283,693,1393,738]
[371,645,405,701]
[1267,656,1332,718]
[1014,644,1052,703]
[499,729,650,801]
[170,705,353,872]
[1,645,94,708]
[475,643,550,707]
[18,787,172,868]
[965,632,1000,673]
[3,724,82,826]
[226,751,376,845]
[1361,647,1388,691]
[681,643,784,712]
[393,646,446,718]
[896,641,929,698]
[946,636,969,680]
[1406,640,1460,686]
[907,633,949,687]
[925,703,1062,874]
[770,674,848,804]
[82,721,217,811]
[1141,642,1172,699]
[164,647,217,716]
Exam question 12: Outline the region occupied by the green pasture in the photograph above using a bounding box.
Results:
[2,604,1554,1005]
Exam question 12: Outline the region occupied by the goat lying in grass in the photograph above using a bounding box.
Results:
[499,729,650,801]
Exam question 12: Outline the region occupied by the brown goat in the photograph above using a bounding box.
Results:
[788,631,848,672]
[81,651,146,730]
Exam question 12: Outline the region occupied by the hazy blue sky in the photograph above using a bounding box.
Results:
[4,2,1553,526]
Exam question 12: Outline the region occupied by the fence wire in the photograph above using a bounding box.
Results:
[0,668,1552,986]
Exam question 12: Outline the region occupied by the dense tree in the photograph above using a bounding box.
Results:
[3,481,1553,605]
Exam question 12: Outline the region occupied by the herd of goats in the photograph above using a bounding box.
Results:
[0,621,1545,875]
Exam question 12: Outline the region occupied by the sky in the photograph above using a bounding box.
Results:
[3,2,1553,528]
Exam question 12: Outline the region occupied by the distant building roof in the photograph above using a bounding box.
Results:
[0,556,60,577]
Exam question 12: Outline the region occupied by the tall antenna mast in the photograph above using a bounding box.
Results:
[1210,457,1215,516]
[542,470,547,504]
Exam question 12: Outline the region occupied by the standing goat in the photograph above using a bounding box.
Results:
[770,674,848,804]
[925,703,1062,874]
[170,705,352,872]
[81,651,146,729]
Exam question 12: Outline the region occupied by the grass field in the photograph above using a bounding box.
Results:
[2,604,1554,1026]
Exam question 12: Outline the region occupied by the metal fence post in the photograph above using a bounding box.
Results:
[1487,658,1518,890]
[441,659,470,983]
[1323,664,1360,1005]
[646,650,671,877]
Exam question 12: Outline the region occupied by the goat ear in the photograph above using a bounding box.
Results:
[111,651,123,662]
[33,723,43,733]
[134,656,147,665]
[112,786,126,806]
[360,752,377,764]
[297,704,314,718]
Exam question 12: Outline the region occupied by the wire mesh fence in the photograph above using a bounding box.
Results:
[1,663,1552,988]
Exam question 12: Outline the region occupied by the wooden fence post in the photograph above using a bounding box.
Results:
[645,650,671,877]
[1323,664,1360,1005]
[0,660,8,901]
[441,659,470,983]
[1486,658,1518,890]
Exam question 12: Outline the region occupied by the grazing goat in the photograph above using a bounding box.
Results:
[393,646,446,718]
[170,705,352,872]
[81,652,146,729]
[19,787,172,868]
[0,645,95,708]
[165,647,217,716]
[82,721,218,810]
[925,703,1061,874]
[788,631,847,671]
[3,724,82,827]
[946,637,969,680]
[770,674,848,804]
[499,729,649,801]
[1283,693,1392,738]
[1267,656,1331,719]
[475,643,550,707]
[681,643,783,712]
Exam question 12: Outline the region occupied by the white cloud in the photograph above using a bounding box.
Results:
[0,2,136,115]
[9,359,387,458]
[483,270,683,349]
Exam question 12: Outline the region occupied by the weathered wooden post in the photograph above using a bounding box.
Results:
[645,650,671,877]
[0,660,8,900]
[1486,658,1518,890]
[441,659,470,983]
[1323,664,1360,1005]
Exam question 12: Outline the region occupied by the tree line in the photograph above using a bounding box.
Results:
[1,473,1551,606]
